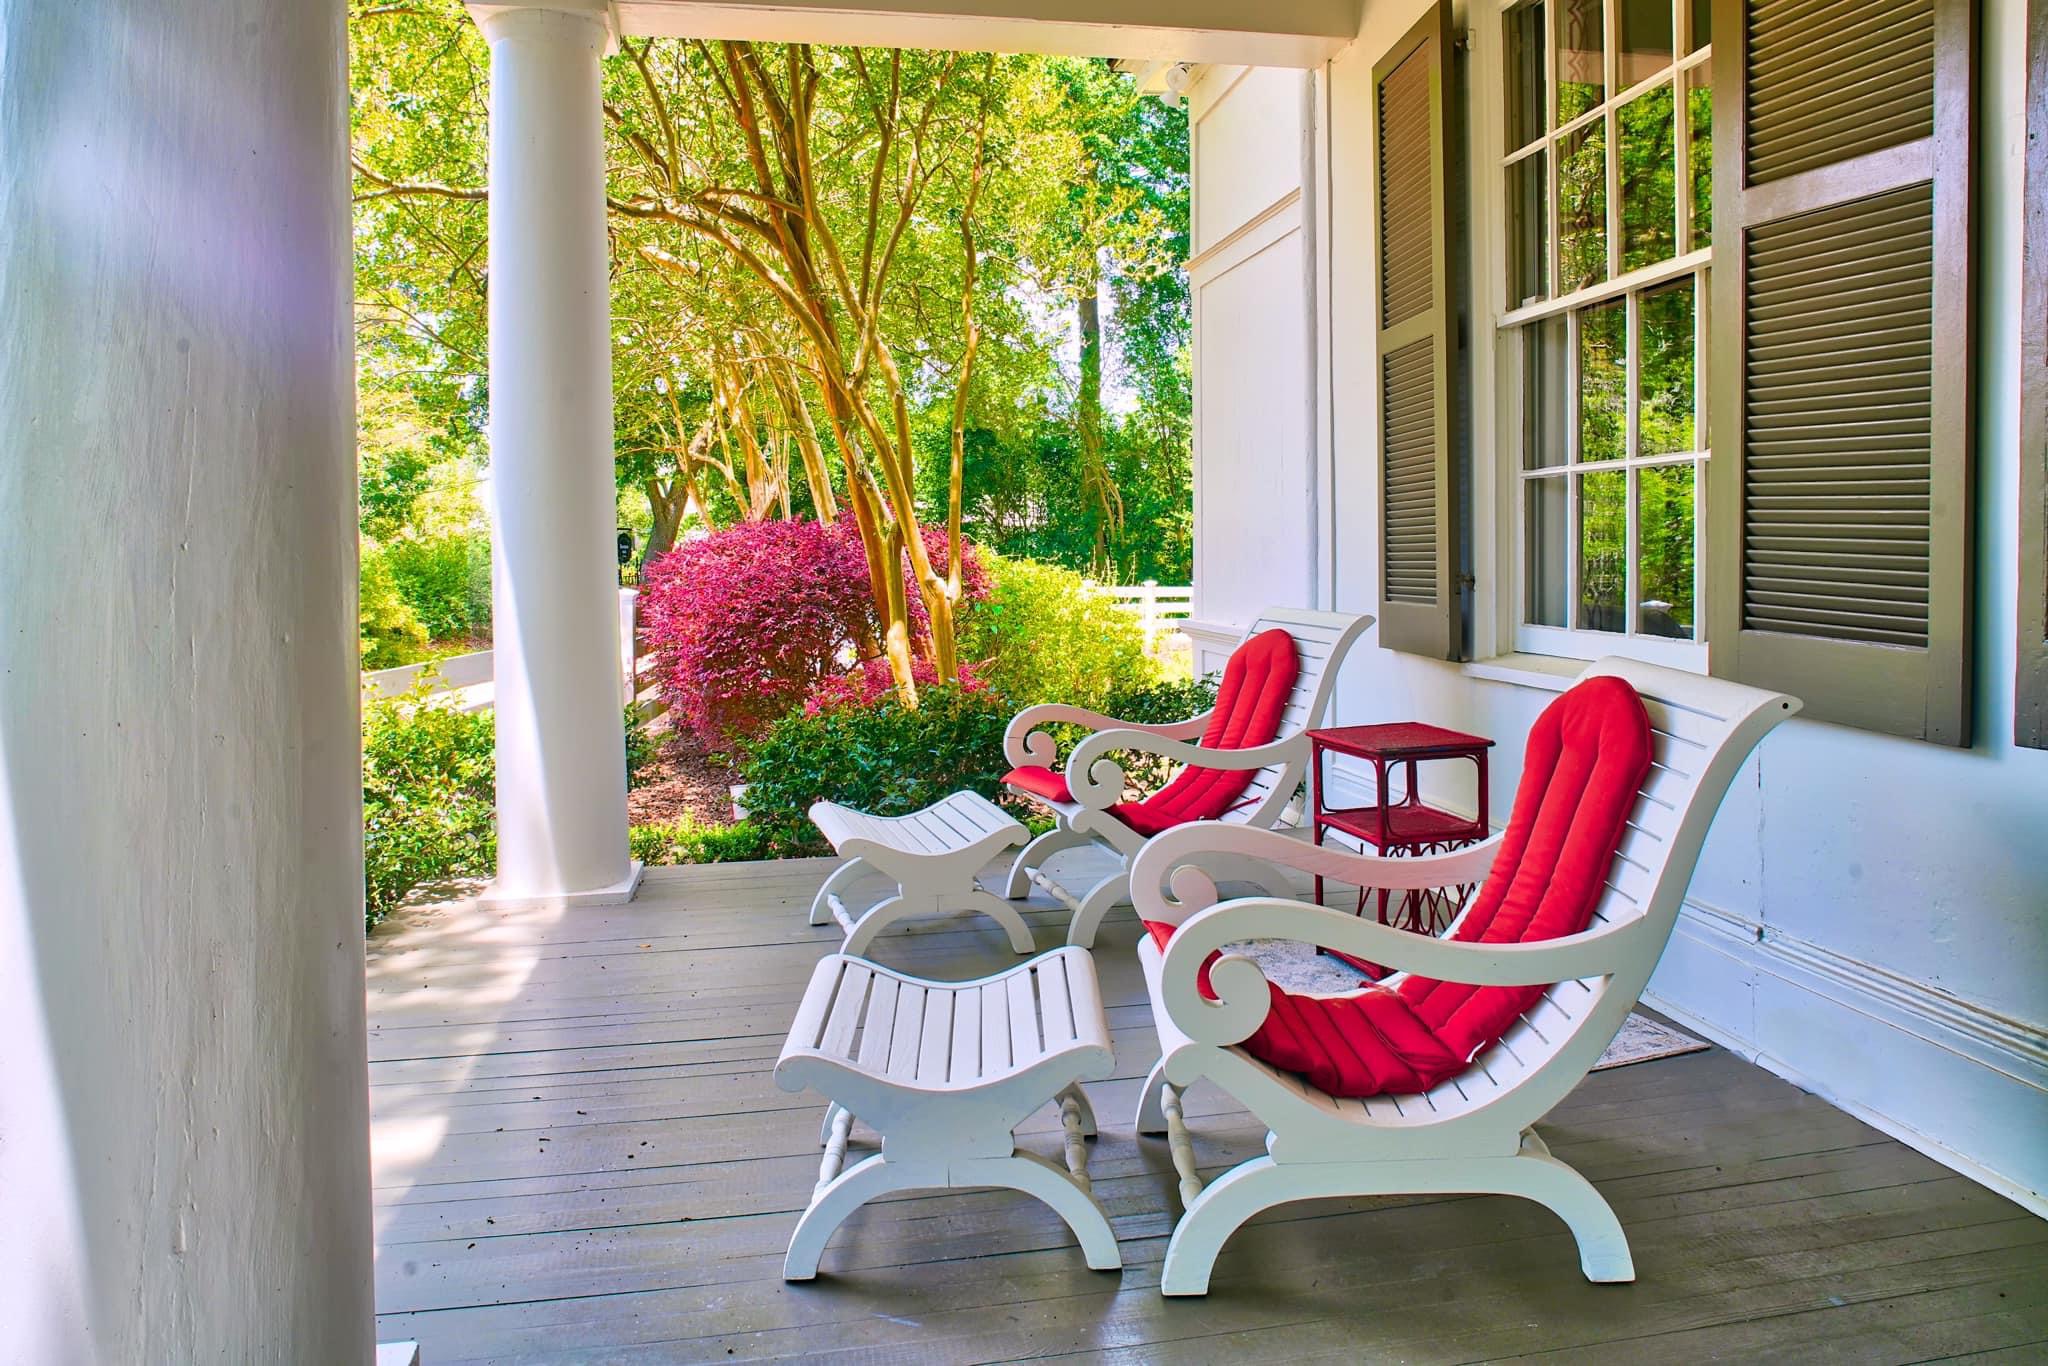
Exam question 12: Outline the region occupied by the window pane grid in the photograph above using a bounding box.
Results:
[1501,0,1707,662]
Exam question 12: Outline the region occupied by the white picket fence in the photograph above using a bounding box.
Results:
[1090,579,1193,653]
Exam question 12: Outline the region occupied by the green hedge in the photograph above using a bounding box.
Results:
[362,686,497,928]
[957,552,1154,708]
[739,684,1015,856]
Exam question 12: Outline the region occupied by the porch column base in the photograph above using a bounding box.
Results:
[481,860,645,910]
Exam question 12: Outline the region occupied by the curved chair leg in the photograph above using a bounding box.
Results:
[809,857,870,927]
[818,1102,846,1147]
[1066,871,1132,948]
[1132,1060,1171,1136]
[959,1153,1121,1271]
[1501,1145,1634,1283]
[1005,825,1090,899]
[783,1154,915,1281]
[1159,1156,1303,1296]
[964,890,1038,955]
[840,895,915,957]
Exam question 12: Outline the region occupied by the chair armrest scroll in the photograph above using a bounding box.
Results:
[1153,896,1642,1048]
[1063,730,1306,809]
[1003,702,1213,770]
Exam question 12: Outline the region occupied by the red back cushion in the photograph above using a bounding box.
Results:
[1113,629,1299,836]
[1396,674,1654,1059]
[1142,674,1655,1098]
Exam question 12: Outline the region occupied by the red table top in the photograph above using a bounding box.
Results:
[1307,721,1495,760]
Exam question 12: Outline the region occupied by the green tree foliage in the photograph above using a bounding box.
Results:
[348,6,1194,627]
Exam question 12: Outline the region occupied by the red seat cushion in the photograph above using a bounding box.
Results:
[1111,628,1299,835]
[1144,674,1654,1098]
[1002,764,1073,804]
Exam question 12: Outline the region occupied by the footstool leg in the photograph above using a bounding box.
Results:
[959,1153,1122,1272]
[1133,1060,1171,1136]
[783,1153,911,1281]
[809,858,870,927]
[966,890,1038,955]
[841,893,939,957]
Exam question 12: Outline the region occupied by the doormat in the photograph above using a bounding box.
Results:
[1226,937,1710,1071]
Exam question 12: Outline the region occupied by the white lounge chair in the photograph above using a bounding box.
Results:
[1000,607,1372,948]
[1128,658,1801,1296]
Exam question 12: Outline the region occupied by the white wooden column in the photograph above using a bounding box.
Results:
[477,0,640,905]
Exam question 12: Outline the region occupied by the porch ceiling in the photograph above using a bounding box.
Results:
[609,0,1359,66]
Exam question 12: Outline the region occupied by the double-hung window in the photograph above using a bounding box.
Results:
[1499,0,1711,667]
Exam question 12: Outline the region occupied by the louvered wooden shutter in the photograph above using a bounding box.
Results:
[1708,0,1976,744]
[2019,0,2048,748]
[1374,2,1461,659]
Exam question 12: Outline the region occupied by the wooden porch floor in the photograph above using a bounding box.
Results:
[368,859,2048,1363]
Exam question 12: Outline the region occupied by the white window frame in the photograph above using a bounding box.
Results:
[1486,0,1713,672]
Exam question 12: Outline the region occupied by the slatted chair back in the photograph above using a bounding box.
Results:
[1394,659,1802,1129]
[1219,608,1374,829]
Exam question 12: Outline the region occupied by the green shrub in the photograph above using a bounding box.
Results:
[384,532,491,643]
[629,816,770,866]
[362,683,497,929]
[1044,672,1224,796]
[359,543,430,669]
[740,685,1014,856]
[957,552,1154,708]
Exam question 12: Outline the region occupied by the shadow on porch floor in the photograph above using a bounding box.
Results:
[366,858,2048,1363]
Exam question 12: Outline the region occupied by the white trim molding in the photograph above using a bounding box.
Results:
[1650,898,2048,1219]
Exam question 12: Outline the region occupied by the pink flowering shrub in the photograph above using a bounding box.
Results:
[639,517,989,751]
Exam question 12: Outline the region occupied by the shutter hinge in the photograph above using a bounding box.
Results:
[1456,572,1477,590]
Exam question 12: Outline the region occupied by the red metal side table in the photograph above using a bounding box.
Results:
[1307,722,1495,974]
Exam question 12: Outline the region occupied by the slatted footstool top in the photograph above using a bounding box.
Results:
[774,947,1121,1280]
[806,791,1035,955]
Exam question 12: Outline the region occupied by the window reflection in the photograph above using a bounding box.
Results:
[1579,299,1627,462]
[1686,64,1712,248]
[1508,152,1550,307]
[1578,471,1627,632]
[1559,120,1608,291]
[1557,0,1606,122]
[1639,279,1695,455]
[1528,476,1570,626]
[1617,0,1674,88]
[1619,82,1676,271]
[1506,0,1548,150]
[1637,464,1696,638]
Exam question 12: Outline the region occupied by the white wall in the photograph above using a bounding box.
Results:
[1190,0,2048,1211]
[1188,66,1321,661]
[0,1,376,1359]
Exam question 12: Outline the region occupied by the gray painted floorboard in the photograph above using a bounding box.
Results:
[369,859,2048,1363]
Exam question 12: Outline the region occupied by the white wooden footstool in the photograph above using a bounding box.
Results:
[808,791,1035,956]
[775,946,1122,1280]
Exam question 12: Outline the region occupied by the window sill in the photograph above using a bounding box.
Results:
[1460,653,1584,693]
